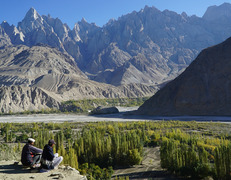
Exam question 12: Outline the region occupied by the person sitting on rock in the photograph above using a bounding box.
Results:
[21,138,43,168]
[41,139,63,170]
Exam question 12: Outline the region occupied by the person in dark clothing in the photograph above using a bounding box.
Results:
[21,138,43,168]
[41,139,63,171]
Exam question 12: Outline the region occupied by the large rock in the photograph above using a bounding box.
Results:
[91,106,119,114]
[138,37,231,116]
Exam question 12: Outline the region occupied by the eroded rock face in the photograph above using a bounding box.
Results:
[138,37,231,116]
[0,86,60,113]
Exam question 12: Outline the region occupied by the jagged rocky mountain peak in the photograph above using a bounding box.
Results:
[142,5,160,13]
[25,7,40,20]
[1,21,10,27]
[18,7,46,34]
[181,12,188,17]
[77,17,99,29]
[203,3,231,21]
[81,17,87,23]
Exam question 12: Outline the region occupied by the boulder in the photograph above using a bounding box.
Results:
[91,106,119,114]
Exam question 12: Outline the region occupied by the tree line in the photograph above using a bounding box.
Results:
[160,129,231,179]
[1,121,231,179]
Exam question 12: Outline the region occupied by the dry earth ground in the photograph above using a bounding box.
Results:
[112,147,187,180]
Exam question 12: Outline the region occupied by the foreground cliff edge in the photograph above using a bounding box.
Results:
[138,37,231,116]
[0,161,87,180]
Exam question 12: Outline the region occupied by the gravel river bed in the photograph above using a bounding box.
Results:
[1,106,231,123]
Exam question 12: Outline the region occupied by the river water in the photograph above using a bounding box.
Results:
[0,106,231,123]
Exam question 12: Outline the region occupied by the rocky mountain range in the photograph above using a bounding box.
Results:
[1,3,231,112]
[138,37,231,116]
[1,3,231,86]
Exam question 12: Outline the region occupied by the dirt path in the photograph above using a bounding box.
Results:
[112,147,186,180]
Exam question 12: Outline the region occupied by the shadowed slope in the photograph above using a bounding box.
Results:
[138,37,231,116]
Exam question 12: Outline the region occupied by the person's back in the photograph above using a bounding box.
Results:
[21,143,33,166]
[21,138,42,168]
[42,144,54,161]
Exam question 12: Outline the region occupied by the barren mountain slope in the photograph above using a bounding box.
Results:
[138,37,231,116]
[0,44,157,112]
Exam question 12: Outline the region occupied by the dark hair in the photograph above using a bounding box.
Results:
[48,139,56,146]
[28,140,33,144]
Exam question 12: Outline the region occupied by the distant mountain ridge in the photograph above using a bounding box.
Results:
[1,3,231,87]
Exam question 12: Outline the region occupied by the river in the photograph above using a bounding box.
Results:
[0,106,231,123]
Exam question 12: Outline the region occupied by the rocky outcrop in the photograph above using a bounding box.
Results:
[0,161,87,180]
[91,106,119,114]
[0,86,60,113]
[138,37,231,116]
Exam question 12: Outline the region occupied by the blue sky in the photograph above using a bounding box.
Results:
[0,0,230,28]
